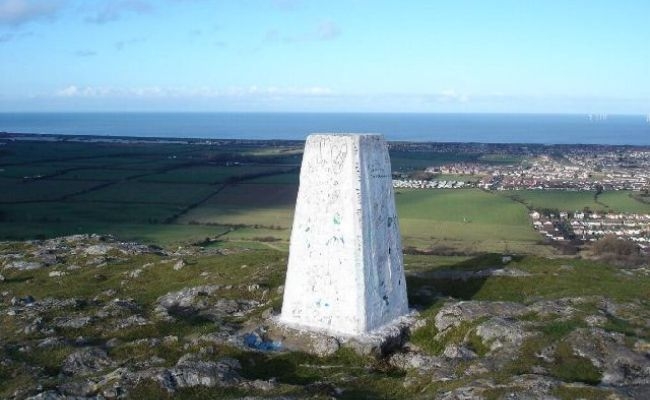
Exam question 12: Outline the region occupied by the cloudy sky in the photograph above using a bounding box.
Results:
[0,0,648,113]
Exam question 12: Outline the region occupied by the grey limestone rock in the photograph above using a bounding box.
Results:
[173,259,185,270]
[434,301,527,332]
[389,351,443,371]
[127,354,243,392]
[113,315,150,330]
[54,316,93,329]
[475,317,528,351]
[566,328,650,386]
[83,244,114,256]
[443,344,478,360]
[58,379,99,397]
[26,391,103,400]
[62,347,113,376]
[4,260,43,270]
[155,285,260,321]
[38,336,66,348]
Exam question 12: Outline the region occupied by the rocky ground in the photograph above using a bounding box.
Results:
[1,235,649,399]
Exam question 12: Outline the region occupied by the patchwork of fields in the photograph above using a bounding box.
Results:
[0,139,301,245]
[2,138,649,254]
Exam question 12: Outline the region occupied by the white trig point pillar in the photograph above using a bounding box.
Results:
[280,133,409,337]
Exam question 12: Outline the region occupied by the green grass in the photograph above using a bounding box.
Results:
[405,254,649,307]
[540,319,586,340]
[550,342,601,384]
[396,189,541,252]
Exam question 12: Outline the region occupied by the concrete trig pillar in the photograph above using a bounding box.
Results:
[280,134,409,337]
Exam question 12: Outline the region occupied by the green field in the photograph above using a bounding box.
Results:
[140,165,293,184]
[179,183,298,234]
[72,181,218,204]
[598,191,650,213]
[396,189,545,253]
[0,179,104,202]
[500,190,650,214]
[54,168,148,181]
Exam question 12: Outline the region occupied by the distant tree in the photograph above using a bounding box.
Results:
[594,184,604,197]
[591,235,639,257]
[590,235,646,268]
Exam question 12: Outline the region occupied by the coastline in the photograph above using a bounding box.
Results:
[1,112,649,145]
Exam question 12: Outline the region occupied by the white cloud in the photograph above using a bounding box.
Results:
[435,89,469,103]
[55,85,334,99]
[0,0,63,26]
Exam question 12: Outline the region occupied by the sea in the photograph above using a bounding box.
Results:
[1,112,649,145]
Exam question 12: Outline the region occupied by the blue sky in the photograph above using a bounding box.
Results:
[0,0,648,113]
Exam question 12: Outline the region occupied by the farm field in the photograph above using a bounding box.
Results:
[5,136,648,254]
[178,183,297,232]
[0,138,304,245]
[500,190,650,214]
[396,189,546,254]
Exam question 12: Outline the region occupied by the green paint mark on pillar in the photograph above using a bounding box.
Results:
[333,213,341,225]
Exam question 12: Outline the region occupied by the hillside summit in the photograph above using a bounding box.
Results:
[1,234,649,399]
